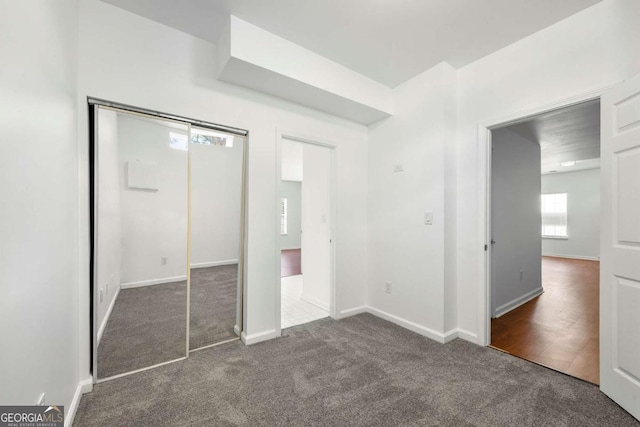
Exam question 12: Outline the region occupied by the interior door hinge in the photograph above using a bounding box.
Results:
[484,244,488,251]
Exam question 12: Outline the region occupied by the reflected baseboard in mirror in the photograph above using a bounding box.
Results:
[97,280,187,378]
[189,264,238,350]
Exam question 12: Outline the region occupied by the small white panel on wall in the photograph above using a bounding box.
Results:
[127,160,159,191]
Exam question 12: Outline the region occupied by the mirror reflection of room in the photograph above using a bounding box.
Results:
[96,108,188,379]
[188,128,244,350]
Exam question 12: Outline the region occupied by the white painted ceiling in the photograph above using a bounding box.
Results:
[505,99,600,174]
[101,0,601,87]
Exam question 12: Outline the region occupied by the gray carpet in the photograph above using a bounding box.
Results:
[98,265,238,378]
[189,264,238,350]
[80,314,638,426]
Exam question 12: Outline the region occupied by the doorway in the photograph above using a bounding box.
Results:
[276,133,335,332]
[488,99,601,384]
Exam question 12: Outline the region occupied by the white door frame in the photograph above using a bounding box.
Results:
[275,129,337,337]
[476,85,615,347]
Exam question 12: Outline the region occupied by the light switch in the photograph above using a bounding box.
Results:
[424,211,434,225]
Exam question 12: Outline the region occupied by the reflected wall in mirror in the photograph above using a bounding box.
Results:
[189,128,244,350]
[96,107,188,378]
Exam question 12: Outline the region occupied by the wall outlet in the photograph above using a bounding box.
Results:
[36,393,46,406]
[394,164,404,172]
[99,289,104,303]
[519,270,524,280]
[161,257,167,265]
[385,281,392,294]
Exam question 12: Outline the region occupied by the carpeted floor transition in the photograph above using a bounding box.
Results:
[77,313,638,426]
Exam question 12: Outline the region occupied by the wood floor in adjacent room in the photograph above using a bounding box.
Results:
[281,249,302,277]
[491,256,600,384]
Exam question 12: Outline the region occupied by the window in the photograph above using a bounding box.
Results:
[281,198,288,235]
[541,193,568,238]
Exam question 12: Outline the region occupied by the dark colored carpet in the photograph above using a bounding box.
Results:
[98,265,237,378]
[189,264,238,350]
[81,314,638,426]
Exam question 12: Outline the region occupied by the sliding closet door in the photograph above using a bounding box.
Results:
[95,107,189,379]
[188,129,244,350]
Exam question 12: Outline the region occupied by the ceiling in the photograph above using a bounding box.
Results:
[101,0,601,87]
[505,99,600,174]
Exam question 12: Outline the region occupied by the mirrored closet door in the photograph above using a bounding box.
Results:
[95,107,190,379]
[188,128,245,350]
[92,101,247,381]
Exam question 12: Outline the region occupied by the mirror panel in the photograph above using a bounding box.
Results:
[96,108,189,378]
[189,129,244,350]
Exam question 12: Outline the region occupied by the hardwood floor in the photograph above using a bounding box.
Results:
[281,249,301,277]
[491,256,599,384]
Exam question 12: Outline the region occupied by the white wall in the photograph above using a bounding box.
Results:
[77,0,369,369]
[118,115,189,286]
[542,168,600,260]
[190,137,244,267]
[281,139,303,181]
[491,128,542,317]
[301,144,331,310]
[0,0,81,414]
[96,108,121,335]
[281,181,302,250]
[456,0,640,342]
[367,62,458,341]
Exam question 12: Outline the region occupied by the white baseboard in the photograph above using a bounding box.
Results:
[241,329,277,345]
[301,295,329,312]
[191,259,238,269]
[66,377,92,427]
[121,275,186,289]
[366,306,449,344]
[494,286,544,318]
[281,246,301,251]
[97,285,120,344]
[542,253,599,261]
[336,306,367,319]
[456,328,478,343]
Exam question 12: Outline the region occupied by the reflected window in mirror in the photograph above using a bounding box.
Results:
[169,132,188,151]
[191,128,233,147]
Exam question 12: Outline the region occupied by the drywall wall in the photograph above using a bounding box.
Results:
[367,62,458,341]
[117,115,189,286]
[542,168,600,259]
[0,0,81,415]
[77,0,369,372]
[281,181,302,250]
[190,137,244,267]
[491,128,542,317]
[301,143,331,310]
[281,139,303,181]
[96,108,121,337]
[456,0,640,342]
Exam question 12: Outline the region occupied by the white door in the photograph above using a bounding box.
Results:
[301,143,331,311]
[600,73,640,420]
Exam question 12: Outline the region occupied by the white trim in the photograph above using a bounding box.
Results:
[120,275,186,289]
[97,285,120,344]
[477,84,615,347]
[301,295,330,312]
[366,306,450,344]
[65,378,92,427]
[191,259,238,269]
[442,328,459,343]
[336,306,367,319]
[281,246,301,251]
[234,324,241,337]
[542,253,600,261]
[456,328,478,343]
[493,287,544,318]
[241,329,278,345]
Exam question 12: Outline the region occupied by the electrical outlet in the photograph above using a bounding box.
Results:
[424,211,434,225]
[394,164,404,172]
[36,393,45,406]
[99,289,104,303]
[385,281,392,294]
[161,257,167,265]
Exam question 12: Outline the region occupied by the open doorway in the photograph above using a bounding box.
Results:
[489,99,601,384]
[278,136,333,329]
